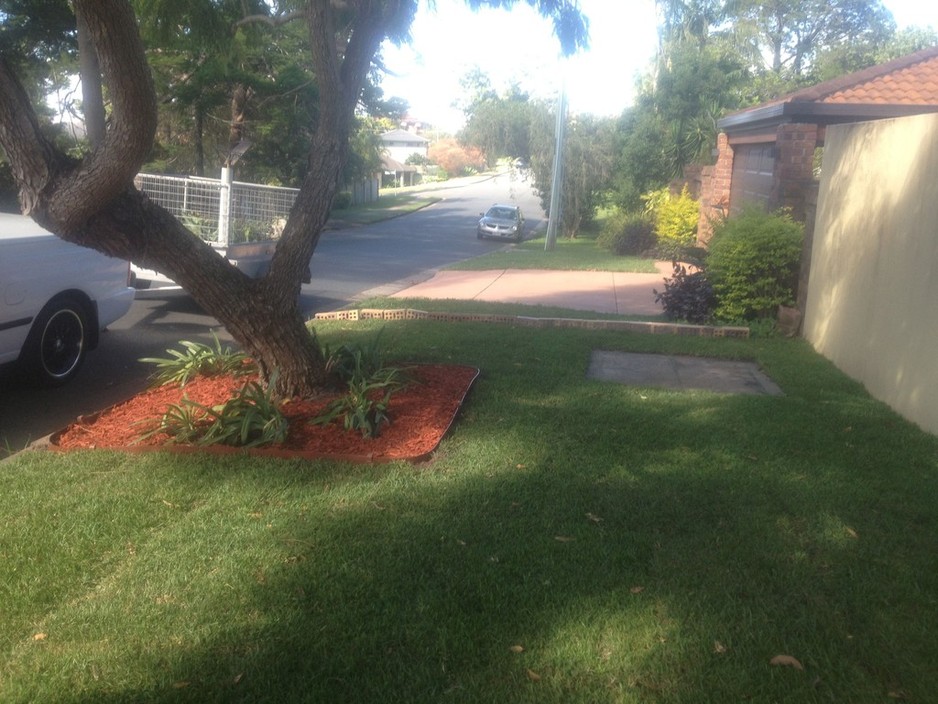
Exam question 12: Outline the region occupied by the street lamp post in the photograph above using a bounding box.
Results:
[544,82,567,252]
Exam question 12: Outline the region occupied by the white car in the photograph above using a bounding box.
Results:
[0,213,136,386]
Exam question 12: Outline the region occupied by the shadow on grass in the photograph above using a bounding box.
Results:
[38,360,938,702]
[7,323,937,703]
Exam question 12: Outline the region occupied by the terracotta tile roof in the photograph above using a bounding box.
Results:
[719,46,938,131]
[792,46,938,105]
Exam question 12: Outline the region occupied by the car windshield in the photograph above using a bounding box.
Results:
[486,207,517,220]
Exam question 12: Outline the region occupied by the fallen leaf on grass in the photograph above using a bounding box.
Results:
[32,633,47,641]
[713,641,727,654]
[526,669,541,682]
[509,645,525,653]
[887,690,909,700]
[770,654,804,670]
[554,535,575,543]
[630,586,645,594]
[585,513,603,523]
[845,527,858,539]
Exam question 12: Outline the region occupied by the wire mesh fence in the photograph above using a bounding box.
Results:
[134,173,299,244]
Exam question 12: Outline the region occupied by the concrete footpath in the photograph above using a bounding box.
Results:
[380,263,781,396]
[388,262,674,317]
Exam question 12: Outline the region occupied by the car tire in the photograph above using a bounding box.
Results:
[477,230,484,240]
[23,296,90,387]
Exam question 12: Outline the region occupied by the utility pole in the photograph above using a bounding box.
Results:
[544,81,567,252]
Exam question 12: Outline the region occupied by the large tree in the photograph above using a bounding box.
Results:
[729,0,896,82]
[0,0,587,397]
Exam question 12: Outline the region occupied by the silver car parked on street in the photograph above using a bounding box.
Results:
[477,204,525,242]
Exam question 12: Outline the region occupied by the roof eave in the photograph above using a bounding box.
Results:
[718,102,938,132]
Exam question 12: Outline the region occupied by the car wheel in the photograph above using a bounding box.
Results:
[23,296,89,386]
[477,230,484,239]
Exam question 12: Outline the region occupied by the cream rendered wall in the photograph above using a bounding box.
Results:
[804,113,938,435]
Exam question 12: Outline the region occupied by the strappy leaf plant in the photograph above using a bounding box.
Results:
[314,330,408,438]
[140,333,255,387]
[138,376,288,448]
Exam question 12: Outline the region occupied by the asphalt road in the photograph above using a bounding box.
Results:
[0,172,545,455]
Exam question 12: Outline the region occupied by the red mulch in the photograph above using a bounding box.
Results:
[51,364,479,463]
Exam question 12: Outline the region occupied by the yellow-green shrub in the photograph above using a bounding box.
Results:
[652,186,699,258]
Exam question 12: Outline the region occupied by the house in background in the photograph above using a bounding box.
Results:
[380,129,430,187]
[697,45,938,242]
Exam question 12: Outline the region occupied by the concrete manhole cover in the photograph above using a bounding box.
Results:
[587,351,783,396]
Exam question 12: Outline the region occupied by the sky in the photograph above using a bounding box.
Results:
[378,0,938,134]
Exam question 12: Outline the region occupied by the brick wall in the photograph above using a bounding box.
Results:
[772,123,819,221]
[696,132,733,243]
[697,126,821,242]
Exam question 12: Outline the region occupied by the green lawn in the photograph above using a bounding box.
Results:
[2,314,937,702]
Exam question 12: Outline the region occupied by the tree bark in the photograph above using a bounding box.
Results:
[0,0,402,399]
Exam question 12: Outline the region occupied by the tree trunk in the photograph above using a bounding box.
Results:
[0,0,392,399]
[80,189,332,398]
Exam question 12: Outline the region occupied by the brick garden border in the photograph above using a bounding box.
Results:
[313,308,750,338]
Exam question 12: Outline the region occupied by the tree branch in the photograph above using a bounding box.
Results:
[235,10,305,28]
[45,0,157,230]
[0,57,68,214]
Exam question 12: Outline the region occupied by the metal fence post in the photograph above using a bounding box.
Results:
[218,167,232,244]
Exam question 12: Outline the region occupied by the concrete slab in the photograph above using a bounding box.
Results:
[587,351,783,396]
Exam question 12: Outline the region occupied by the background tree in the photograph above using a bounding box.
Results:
[729,0,897,89]
[812,25,938,82]
[611,0,918,211]
[0,0,588,398]
[427,137,486,176]
[524,102,614,237]
[458,79,533,164]
[611,105,672,212]
[0,0,77,210]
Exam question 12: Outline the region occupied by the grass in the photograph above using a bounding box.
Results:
[328,192,440,226]
[2,314,938,702]
[446,234,657,272]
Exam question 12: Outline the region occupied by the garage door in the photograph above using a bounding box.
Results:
[730,143,774,213]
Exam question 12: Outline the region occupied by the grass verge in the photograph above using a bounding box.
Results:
[446,234,657,272]
[327,192,440,227]
[2,320,937,702]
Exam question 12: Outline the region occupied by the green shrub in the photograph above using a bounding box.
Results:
[332,191,353,211]
[706,207,803,321]
[653,186,699,259]
[596,211,656,255]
